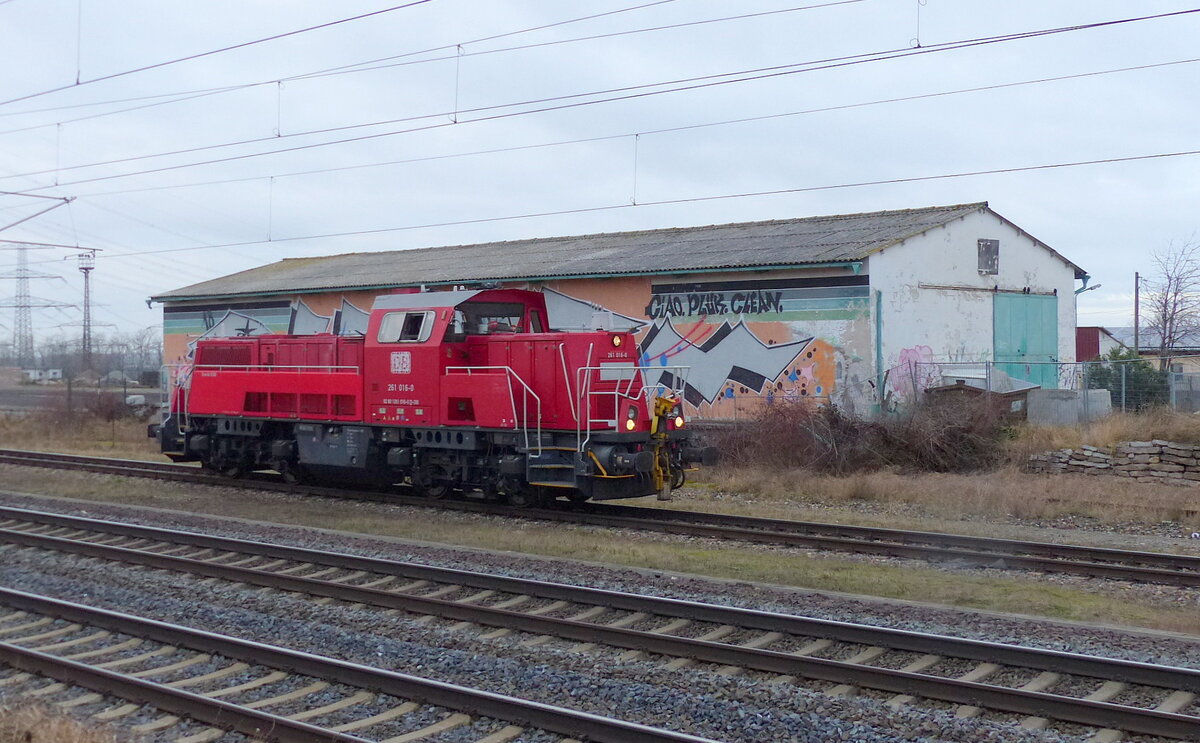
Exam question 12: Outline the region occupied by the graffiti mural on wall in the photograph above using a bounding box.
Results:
[640,319,812,406]
[543,288,647,331]
[631,277,868,414]
[163,297,373,377]
[890,345,940,399]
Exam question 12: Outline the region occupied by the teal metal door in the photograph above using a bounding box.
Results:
[994,293,1058,388]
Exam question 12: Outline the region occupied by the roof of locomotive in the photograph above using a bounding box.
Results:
[371,288,544,311]
[372,289,485,311]
[151,202,1085,302]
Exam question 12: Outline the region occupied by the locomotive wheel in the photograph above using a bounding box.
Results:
[412,466,451,499]
[279,462,308,485]
[219,463,244,479]
[505,486,546,509]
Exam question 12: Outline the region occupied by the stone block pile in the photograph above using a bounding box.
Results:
[1028,440,1200,485]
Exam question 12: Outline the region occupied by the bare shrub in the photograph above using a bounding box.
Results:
[710,397,1004,474]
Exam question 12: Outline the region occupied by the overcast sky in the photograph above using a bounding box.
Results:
[0,0,1197,346]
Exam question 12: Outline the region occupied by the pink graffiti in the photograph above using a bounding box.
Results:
[891,345,939,398]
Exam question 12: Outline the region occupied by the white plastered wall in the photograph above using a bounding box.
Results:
[867,208,1079,382]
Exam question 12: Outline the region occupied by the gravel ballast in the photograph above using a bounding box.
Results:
[0,487,1197,742]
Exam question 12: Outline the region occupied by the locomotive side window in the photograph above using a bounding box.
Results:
[459,302,527,335]
[377,311,433,343]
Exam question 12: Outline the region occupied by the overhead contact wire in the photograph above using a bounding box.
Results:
[8,147,1197,263]
[10,8,1199,191]
[0,0,438,108]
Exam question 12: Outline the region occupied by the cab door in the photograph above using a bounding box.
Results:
[364,309,442,426]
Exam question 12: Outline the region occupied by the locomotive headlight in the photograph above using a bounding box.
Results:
[611,334,623,347]
[674,415,685,429]
[625,404,638,431]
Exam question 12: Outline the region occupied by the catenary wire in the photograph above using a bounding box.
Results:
[0,0,438,108]
[0,4,907,176]
[9,8,1197,192]
[64,56,1200,199]
[7,147,1196,266]
[281,1,871,83]
[0,1,861,138]
[0,0,689,121]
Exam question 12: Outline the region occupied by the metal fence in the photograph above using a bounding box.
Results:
[899,357,1200,420]
[620,358,1200,423]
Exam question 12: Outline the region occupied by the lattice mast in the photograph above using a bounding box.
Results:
[13,244,32,364]
[0,244,69,367]
[0,195,75,368]
[77,250,95,369]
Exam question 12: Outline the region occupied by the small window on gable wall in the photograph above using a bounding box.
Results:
[377,311,433,343]
[978,239,999,275]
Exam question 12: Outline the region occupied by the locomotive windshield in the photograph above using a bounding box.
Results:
[451,301,529,337]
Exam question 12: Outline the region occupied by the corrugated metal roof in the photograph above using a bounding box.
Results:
[1107,326,1200,352]
[152,202,1085,302]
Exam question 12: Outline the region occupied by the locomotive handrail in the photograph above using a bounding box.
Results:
[191,363,360,373]
[161,363,193,434]
[575,364,690,452]
[445,366,542,454]
[557,343,579,425]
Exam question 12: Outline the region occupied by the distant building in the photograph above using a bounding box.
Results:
[151,202,1087,416]
[1075,326,1128,361]
[1107,327,1200,372]
[22,369,63,382]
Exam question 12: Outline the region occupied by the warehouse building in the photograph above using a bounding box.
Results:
[151,202,1087,416]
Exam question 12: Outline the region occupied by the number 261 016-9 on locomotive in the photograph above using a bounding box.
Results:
[159,289,717,506]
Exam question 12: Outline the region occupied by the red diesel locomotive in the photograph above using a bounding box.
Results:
[160,289,714,505]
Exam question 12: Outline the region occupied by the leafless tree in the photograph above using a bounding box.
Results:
[1144,240,1200,371]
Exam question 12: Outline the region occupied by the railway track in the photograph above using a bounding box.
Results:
[0,585,715,743]
[2,504,1200,740]
[3,447,1200,588]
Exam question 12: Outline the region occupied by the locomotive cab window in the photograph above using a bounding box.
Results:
[377,311,434,343]
[459,302,527,335]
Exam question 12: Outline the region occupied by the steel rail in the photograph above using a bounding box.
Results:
[558,509,1200,586]
[0,640,374,743]
[4,448,1200,586]
[0,587,718,743]
[1,503,1197,691]
[4,509,1200,739]
[593,501,1200,570]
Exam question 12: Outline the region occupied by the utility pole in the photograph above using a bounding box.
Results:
[1133,271,1140,358]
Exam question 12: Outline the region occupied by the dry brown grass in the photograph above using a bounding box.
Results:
[697,464,1200,528]
[1004,408,1200,461]
[0,414,158,461]
[0,703,120,743]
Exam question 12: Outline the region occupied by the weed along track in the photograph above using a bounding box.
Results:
[3,505,1200,741]
[0,586,714,743]
[4,448,1200,588]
